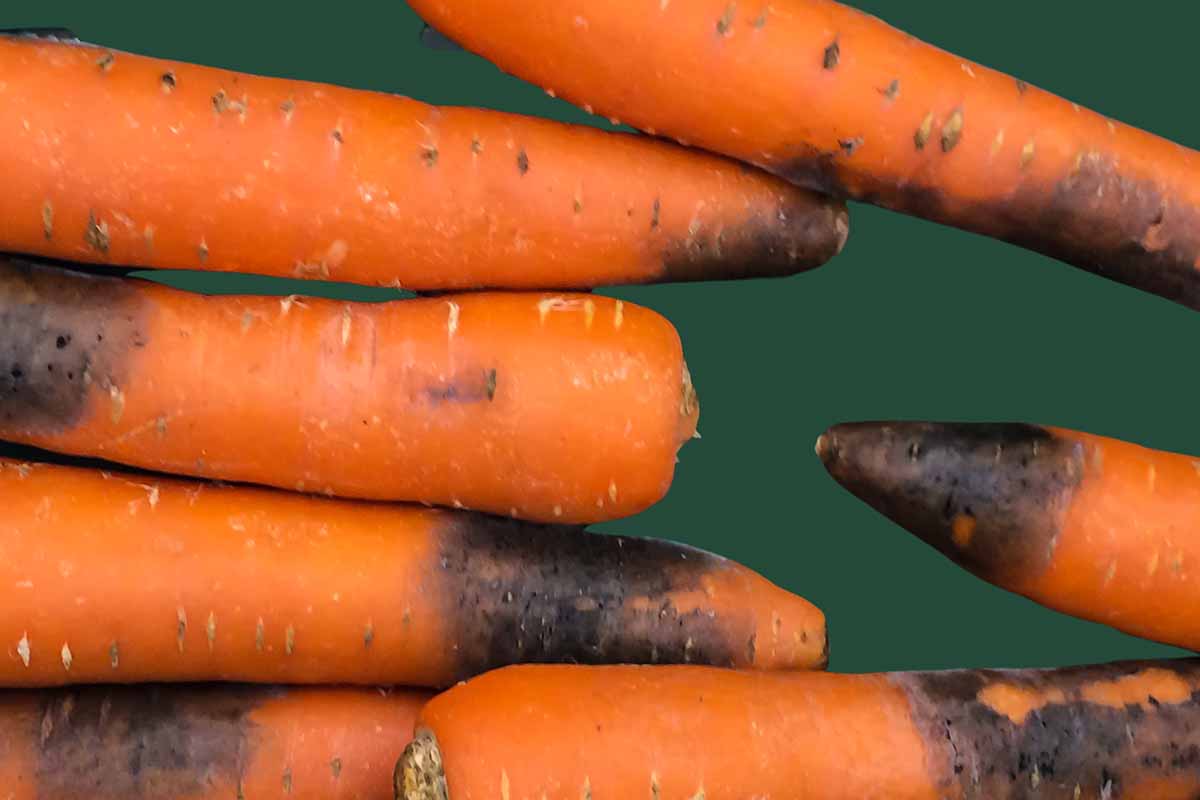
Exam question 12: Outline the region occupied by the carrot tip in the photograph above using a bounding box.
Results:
[396,729,447,800]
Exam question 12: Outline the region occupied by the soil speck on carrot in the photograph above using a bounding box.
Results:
[1016,78,1029,94]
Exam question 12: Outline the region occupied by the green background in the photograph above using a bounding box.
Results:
[2,1,1193,673]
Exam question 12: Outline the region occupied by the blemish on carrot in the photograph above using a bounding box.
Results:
[418,144,439,167]
[1015,78,1029,94]
[280,98,295,120]
[582,776,593,800]
[651,773,662,800]
[206,611,217,651]
[285,625,296,655]
[614,301,625,329]
[553,505,563,517]
[716,4,736,37]
[961,63,976,78]
[822,39,840,70]
[161,71,176,92]
[978,683,1067,724]
[1171,552,1185,574]
[650,197,661,230]
[914,113,934,150]
[447,301,460,337]
[255,617,265,652]
[1031,765,1041,789]
[1080,668,1193,709]
[880,79,900,101]
[1103,561,1118,586]
[1143,216,1171,253]
[198,238,209,264]
[1020,140,1036,168]
[85,212,110,253]
[941,109,964,153]
[143,224,156,251]
[40,200,53,240]
[17,634,30,667]
[486,369,498,401]
[96,52,114,72]
[212,90,230,114]
[282,767,293,794]
[517,149,530,175]
[609,480,619,503]
[109,385,126,425]
[951,514,977,548]
[60,643,72,671]
[470,137,483,155]
[364,621,375,648]
[839,137,863,155]
[177,608,187,653]
[690,785,706,800]
[109,641,119,669]
[331,758,343,779]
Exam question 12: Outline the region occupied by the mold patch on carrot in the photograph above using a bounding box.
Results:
[0,260,145,435]
[816,422,1083,585]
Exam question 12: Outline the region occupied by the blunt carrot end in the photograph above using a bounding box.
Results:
[817,422,1084,586]
[396,729,448,800]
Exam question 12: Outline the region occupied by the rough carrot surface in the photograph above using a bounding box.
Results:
[0,33,848,290]
[0,258,697,523]
[0,459,825,687]
[411,0,1200,309]
[819,421,1200,654]
[400,659,1200,800]
[0,683,427,799]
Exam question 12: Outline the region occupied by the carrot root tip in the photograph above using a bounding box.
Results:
[396,729,447,800]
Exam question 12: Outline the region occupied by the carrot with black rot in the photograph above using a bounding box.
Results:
[0,683,428,799]
[819,421,1200,654]
[0,32,848,290]
[411,0,1200,309]
[0,257,696,523]
[399,659,1200,800]
[0,458,826,687]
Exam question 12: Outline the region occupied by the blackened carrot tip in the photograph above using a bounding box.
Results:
[396,729,447,800]
[818,422,1084,584]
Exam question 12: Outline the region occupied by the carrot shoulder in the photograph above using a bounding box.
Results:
[410,0,1200,309]
[400,660,1200,800]
[818,421,1200,653]
[0,683,428,799]
[0,33,847,290]
[0,459,826,687]
[0,258,695,523]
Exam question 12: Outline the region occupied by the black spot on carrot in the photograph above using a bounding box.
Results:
[0,258,146,436]
[898,660,1200,797]
[332,129,344,145]
[35,684,274,799]
[436,514,746,684]
[880,79,900,100]
[421,146,438,167]
[485,369,498,401]
[424,368,499,406]
[1015,78,1029,94]
[818,422,1083,585]
[823,39,840,69]
[96,52,114,72]
[161,72,176,91]
[839,137,863,156]
[84,213,109,254]
[651,197,661,231]
[516,149,529,175]
[716,4,735,36]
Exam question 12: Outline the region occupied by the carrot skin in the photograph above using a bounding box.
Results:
[0,459,826,687]
[0,683,427,800]
[0,258,697,524]
[401,660,1200,800]
[818,421,1200,653]
[0,35,848,290]
[409,0,1200,309]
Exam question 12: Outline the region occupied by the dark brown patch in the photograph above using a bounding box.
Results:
[823,39,840,69]
[332,129,344,145]
[817,422,1083,584]
[516,149,529,175]
[651,197,661,231]
[839,137,863,156]
[716,4,735,36]
[897,659,1200,798]
[421,146,438,167]
[34,684,274,798]
[160,72,176,91]
[881,79,900,100]
[435,514,748,684]
[0,258,147,436]
[96,52,114,72]
[423,368,499,405]
[661,192,848,282]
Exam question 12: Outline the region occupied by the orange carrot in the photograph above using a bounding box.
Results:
[818,421,1200,655]
[0,32,848,291]
[412,0,1200,309]
[0,257,697,523]
[0,683,427,800]
[0,458,826,687]
[399,659,1200,800]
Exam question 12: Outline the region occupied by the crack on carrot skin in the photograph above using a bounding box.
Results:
[212,90,229,114]
[332,128,344,144]
[470,137,483,154]
[35,685,273,798]
[822,38,840,69]
[897,661,1200,797]
[0,259,145,435]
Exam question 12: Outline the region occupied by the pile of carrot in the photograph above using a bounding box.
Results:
[0,4,1194,798]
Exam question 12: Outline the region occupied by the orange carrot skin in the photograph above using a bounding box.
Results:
[818,421,1200,653]
[411,0,1200,309]
[0,459,826,687]
[0,34,848,291]
[402,660,1200,800]
[0,683,427,799]
[0,258,697,524]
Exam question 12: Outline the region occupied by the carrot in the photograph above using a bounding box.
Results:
[0,683,428,799]
[817,421,1200,655]
[0,33,848,291]
[411,0,1200,310]
[0,458,826,687]
[398,659,1200,800]
[0,257,697,523]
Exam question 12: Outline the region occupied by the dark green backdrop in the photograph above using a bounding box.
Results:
[2,1,1191,672]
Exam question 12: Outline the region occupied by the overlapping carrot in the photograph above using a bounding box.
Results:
[0,458,826,687]
[399,659,1200,800]
[819,421,1200,653]
[411,0,1200,309]
[0,32,848,290]
[0,683,427,799]
[0,257,697,523]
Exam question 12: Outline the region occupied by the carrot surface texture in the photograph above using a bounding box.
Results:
[0,33,849,291]
[0,459,826,687]
[411,0,1200,310]
[0,258,697,523]
[818,421,1200,656]
[399,659,1200,800]
[0,683,428,799]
